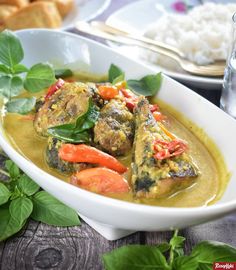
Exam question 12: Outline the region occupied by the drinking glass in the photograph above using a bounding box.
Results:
[220,12,236,118]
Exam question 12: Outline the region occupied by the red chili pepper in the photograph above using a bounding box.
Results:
[149,104,159,112]
[45,78,65,100]
[153,139,188,160]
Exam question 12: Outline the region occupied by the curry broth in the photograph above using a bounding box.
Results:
[2,97,229,207]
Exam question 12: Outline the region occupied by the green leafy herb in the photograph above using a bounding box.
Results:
[0,30,24,68]
[47,98,99,143]
[31,191,80,226]
[0,204,26,242]
[103,230,236,270]
[0,183,11,205]
[108,64,125,83]
[5,97,36,114]
[9,197,33,225]
[108,63,162,96]
[103,245,170,270]
[24,63,55,92]
[0,30,56,114]
[127,73,162,96]
[55,68,73,79]
[0,159,80,242]
[18,174,40,196]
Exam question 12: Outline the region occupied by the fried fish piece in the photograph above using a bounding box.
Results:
[94,99,134,156]
[132,97,198,198]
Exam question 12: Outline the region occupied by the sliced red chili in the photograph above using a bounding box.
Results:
[45,78,65,100]
[153,139,188,160]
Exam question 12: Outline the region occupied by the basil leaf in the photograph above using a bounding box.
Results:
[170,236,186,249]
[0,75,11,98]
[0,75,23,99]
[0,183,11,205]
[127,73,162,96]
[191,241,236,266]
[24,63,55,93]
[5,160,20,179]
[108,64,125,83]
[13,64,28,74]
[0,30,24,67]
[18,174,40,196]
[9,197,33,225]
[156,242,171,253]
[0,64,11,74]
[55,68,73,79]
[0,204,26,242]
[103,245,170,270]
[10,76,23,97]
[47,98,99,143]
[172,256,198,270]
[31,191,80,226]
[6,97,36,114]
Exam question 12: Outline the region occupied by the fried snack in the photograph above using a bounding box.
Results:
[0,5,18,24]
[0,23,5,31]
[0,0,28,7]
[5,2,62,30]
[35,0,74,17]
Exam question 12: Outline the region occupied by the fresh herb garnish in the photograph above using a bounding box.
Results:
[55,68,73,79]
[47,98,100,143]
[103,230,236,270]
[0,30,56,114]
[0,160,80,242]
[108,63,162,96]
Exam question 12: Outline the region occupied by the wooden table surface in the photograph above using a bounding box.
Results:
[0,1,236,269]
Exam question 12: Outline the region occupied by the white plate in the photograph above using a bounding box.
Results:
[1,30,236,238]
[106,0,230,90]
[62,0,111,29]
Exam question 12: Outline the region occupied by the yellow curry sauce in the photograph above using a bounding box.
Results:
[2,96,229,208]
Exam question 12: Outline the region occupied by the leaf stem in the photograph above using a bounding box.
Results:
[169,229,179,266]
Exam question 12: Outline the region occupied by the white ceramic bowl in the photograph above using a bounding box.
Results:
[1,29,236,236]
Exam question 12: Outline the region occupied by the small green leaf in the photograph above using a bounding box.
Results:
[10,76,23,97]
[108,64,125,83]
[172,256,198,270]
[0,75,23,99]
[127,73,162,96]
[32,191,80,226]
[10,186,22,200]
[6,97,36,114]
[24,63,55,93]
[156,242,171,253]
[13,64,28,74]
[0,204,26,242]
[47,98,99,143]
[0,183,11,205]
[5,160,20,179]
[9,197,33,225]
[0,30,24,67]
[170,236,186,249]
[18,175,40,196]
[0,64,11,74]
[191,241,236,265]
[54,68,73,79]
[0,75,11,98]
[112,74,125,85]
[103,245,170,270]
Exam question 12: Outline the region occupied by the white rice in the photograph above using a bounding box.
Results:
[142,3,236,67]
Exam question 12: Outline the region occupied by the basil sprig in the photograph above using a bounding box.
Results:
[0,160,80,242]
[0,30,56,114]
[108,63,162,96]
[103,230,236,270]
[47,98,99,143]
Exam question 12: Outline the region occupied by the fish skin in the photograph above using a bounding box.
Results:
[132,96,198,198]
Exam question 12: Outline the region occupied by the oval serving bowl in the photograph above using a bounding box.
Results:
[0,29,236,234]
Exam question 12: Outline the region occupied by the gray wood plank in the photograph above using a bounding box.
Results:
[0,219,141,270]
[145,212,236,254]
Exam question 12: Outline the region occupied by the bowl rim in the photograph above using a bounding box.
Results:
[1,28,235,216]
